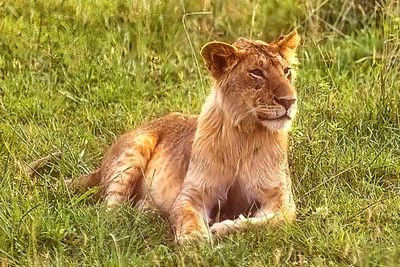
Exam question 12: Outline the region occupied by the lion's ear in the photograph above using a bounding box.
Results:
[275,29,301,64]
[201,42,240,79]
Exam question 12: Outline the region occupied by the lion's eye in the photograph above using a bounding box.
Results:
[284,67,292,79]
[248,69,265,79]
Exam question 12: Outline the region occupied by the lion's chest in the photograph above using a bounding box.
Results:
[210,149,285,220]
[237,144,284,186]
[211,181,257,221]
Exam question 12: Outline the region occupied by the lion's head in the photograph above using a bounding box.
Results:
[201,30,300,131]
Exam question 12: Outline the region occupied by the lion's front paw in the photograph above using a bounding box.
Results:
[210,215,246,238]
[175,229,211,245]
[210,220,235,237]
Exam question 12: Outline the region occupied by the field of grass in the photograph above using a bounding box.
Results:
[1,0,399,266]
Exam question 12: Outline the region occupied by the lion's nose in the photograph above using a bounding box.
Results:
[274,97,296,110]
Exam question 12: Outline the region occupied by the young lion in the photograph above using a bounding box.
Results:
[69,30,301,243]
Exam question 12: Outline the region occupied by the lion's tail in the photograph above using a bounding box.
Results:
[65,169,102,193]
[25,151,102,193]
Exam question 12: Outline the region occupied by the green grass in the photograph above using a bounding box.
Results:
[1,0,399,266]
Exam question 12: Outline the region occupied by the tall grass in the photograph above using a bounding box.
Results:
[0,0,399,265]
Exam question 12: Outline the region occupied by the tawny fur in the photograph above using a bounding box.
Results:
[69,30,301,243]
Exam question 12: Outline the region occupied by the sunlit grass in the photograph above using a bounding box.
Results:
[0,0,399,265]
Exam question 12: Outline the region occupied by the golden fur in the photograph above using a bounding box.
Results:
[68,30,301,243]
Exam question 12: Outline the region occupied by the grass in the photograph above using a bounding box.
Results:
[0,0,399,266]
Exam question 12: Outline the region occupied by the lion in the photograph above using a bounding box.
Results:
[68,30,301,243]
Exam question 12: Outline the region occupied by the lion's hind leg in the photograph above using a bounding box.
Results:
[101,133,159,208]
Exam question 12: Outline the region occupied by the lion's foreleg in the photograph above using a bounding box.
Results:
[170,187,214,244]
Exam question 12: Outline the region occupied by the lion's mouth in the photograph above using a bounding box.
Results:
[257,113,292,122]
